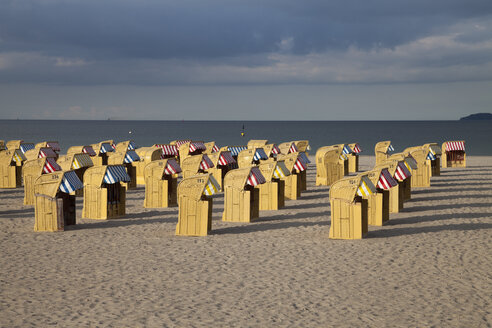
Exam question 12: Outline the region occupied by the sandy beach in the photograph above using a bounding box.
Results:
[1,155,491,327]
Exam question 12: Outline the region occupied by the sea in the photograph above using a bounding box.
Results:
[0,120,491,155]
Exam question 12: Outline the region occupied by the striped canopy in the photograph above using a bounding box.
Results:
[253,148,268,161]
[82,146,97,156]
[427,151,436,160]
[342,145,352,155]
[445,141,465,151]
[394,162,412,181]
[247,167,266,187]
[218,152,236,166]
[200,155,214,171]
[164,159,182,175]
[59,171,84,194]
[273,162,290,179]
[294,157,307,172]
[100,143,115,154]
[202,175,221,196]
[72,154,93,169]
[103,165,131,184]
[288,143,298,153]
[189,142,207,153]
[404,157,418,171]
[47,142,61,152]
[356,176,377,197]
[387,144,395,152]
[39,148,57,158]
[228,146,248,157]
[298,152,311,164]
[339,153,348,160]
[123,151,140,163]
[43,158,62,174]
[212,144,220,153]
[271,144,280,155]
[175,140,192,147]
[127,141,138,150]
[377,169,398,190]
[12,150,26,164]
[20,143,35,153]
[155,144,178,156]
[352,143,362,154]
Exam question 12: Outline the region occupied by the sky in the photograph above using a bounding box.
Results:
[0,0,491,120]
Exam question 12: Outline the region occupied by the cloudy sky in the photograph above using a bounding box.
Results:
[1,0,491,120]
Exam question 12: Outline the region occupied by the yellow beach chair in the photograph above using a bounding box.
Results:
[329,177,369,239]
[34,171,83,231]
[143,159,181,208]
[441,141,466,168]
[176,174,220,236]
[0,149,26,188]
[222,167,266,222]
[82,165,130,220]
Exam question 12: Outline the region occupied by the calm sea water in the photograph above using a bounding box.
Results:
[0,120,491,155]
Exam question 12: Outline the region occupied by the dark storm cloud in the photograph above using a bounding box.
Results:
[1,0,491,59]
[1,0,492,85]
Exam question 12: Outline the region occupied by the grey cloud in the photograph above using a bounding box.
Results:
[1,0,492,86]
[2,0,492,60]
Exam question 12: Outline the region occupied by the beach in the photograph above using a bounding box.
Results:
[1,155,491,327]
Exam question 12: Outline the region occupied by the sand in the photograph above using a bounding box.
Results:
[1,155,491,327]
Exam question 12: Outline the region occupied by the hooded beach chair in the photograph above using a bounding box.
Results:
[22,157,62,205]
[293,140,310,154]
[82,165,131,220]
[33,171,83,231]
[56,153,94,195]
[176,174,220,236]
[422,143,442,176]
[206,151,237,190]
[115,140,138,152]
[35,141,61,155]
[364,168,398,225]
[181,154,215,179]
[24,147,58,161]
[348,143,362,173]
[237,148,269,168]
[373,163,404,213]
[6,140,36,154]
[154,144,179,159]
[174,140,207,163]
[90,140,115,166]
[0,149,26,188]
[278,141,298,155]
[256,161,290,210]
[387,154,415,201]
[67,145,97,158]
[134,147,166,185]
[315,146,345,186]
[226,146,248,160]
[107,150,140,190]
[403,147,432,188]
[375,141,395,165]
[263,144,281,159]
[247,140,268,149]
[329,177,369,240]
[336,173,385,227]
[143,159,181,208]
[222,167,266,222]
[204,142,221,154]
[441,141,466,168]
[276,153,307,200]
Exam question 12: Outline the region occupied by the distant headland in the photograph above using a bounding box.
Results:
[460,113,492,120]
